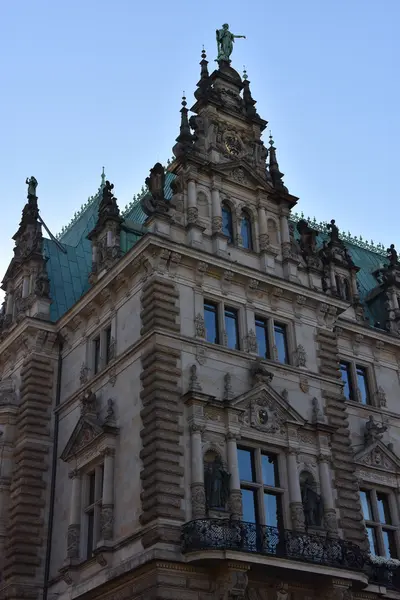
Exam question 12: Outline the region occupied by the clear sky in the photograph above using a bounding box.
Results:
[1,0,399,301]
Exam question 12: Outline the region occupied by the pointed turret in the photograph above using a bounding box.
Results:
[88,175,123,282]
[172,95,195,159]
[242,68,259,120]
[268,134,288,193]
[194,48,212,102]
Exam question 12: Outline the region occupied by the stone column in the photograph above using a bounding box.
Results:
[390,288,399,310]
[187,180,198,225]
[106,230,113,247]
[318,455,338,537]
[6,292,13,316]
[22,275,30,298]
[211,188,222,233]
[226,433,242,519]
[190,424,205,519]
[286,450,305,531]
[67,470,82,559]
[258,204,268,251]
[329,265,337,294]
[100,449,115,541]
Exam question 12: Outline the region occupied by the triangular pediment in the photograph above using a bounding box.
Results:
[354,440,400,473]
[231,383,305,433]
[60,415,105,462]
[215,160,274,192]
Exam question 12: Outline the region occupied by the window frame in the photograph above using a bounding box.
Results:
[360,487,399,559]
[221,202,234,244]
[339,357,374,406]
[240,210,253,251]
[203,298,243,351]
[90,322,115,377]
[82,464,104,560]
[254,313,291,365]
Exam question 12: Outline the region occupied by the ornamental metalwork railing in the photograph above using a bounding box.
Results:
[181,519,365,571]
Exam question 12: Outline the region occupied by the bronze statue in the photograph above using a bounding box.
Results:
[26,176,38,197]
[204,455,231,510]
[216,23,246,63]
[387,244,398,266]
[327,219,340,244]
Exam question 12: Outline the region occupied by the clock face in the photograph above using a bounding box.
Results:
[224,133,242,156]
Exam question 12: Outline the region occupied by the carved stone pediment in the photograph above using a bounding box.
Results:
[231,383,305,435]
[354,440,400,473]
[215,159,273,191]
[61,415,118,463]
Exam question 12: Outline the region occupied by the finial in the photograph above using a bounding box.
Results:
[101,166,106,187]
[182,93,187,108]
[201,45,206,60]
[269,131,275,147]
[243,66,248,80]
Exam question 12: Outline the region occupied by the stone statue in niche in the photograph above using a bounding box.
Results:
[364,415,387,445]
[204,454,231,511]
[300,473,323,528]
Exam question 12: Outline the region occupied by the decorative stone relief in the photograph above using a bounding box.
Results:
[189,364,202,392]
[247,329,258,353]
[80,362,89,385]
[212,216,223,234]
[67,524,80,559]
[311,397,323,423]
[195,260,208,285]
[247,395,286,435]
[194,313,206,338]
[324,509,339,536]
[293,294,307,318]
[358,447,395,470]
[191,482,206,518]
[375,386,387,407]
[196,345,207,365]
[221,270,234,294]
[100,504,114,540]
[299,375,309,394]
[270,286,283,309]
[276,582,289,600]
[352,333,363,356]
[250,359,273,386]
[108,365,117,387]
[224,372,233,400]
[290,502,305,532]
[364,415,387,445]
[293,344,307,368]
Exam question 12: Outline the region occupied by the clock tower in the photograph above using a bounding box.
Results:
[168,47,299,280]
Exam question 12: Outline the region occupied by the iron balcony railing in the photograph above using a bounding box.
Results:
[181,519,365,571]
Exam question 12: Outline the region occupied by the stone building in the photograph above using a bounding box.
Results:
[1,33,400,600]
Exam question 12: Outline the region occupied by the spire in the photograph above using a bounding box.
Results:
[242,67,259,120]
[268,133,288,192]
[101,166,106,187]
[172,94,195,159]
[194,47,212,102]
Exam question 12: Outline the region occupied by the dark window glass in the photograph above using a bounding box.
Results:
[383,530,397,559]
[261,454,279,487]
[224,306,239,350]
[88,471,96,505]
[105,326,112,364]
[237,449,256,482]
[204,302,219,344]
[377,492,392,524]
[274,323,288,364]
[343,279,351,301]
[335,275,342,297]
[356,365,369,405]
[93,337,101,374]
[264,493,280,527]
[222,204,233,243]
[360,490,373,521]
[255,317,269,359]
[340,362,353,400]
[241,213,252,250]
[366,526,378,555]
[241,488,257,523]
[86,511,94,558]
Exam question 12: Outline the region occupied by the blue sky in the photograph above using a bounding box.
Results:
[1,0,399,299]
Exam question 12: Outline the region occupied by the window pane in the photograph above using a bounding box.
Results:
[93,337,100,374]
[241,214,252,250]
[366,526,378,555]
[262,454,279,487]
[264,493,280,528]
[356,365,369,405]
[88,472,96,506]
[237,449,255,482]
[383,530,397,559]
[222,205,233,242]
[87,511,94,558]
[274,323,288,364]
[340,362,352,400]
[255,317,269,359]
[241,488,257,523]
[377,492,392,524]
[105,326,112,364]
[224,307,239,350]
[360,490,373,521]
[204,302,219,344]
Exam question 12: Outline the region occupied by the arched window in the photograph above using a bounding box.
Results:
[343,278,351,301]
[335,275,342,297]
[222,204,233,243]
[241,211,253,250]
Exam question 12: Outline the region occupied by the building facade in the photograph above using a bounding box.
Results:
[1,35,400,600]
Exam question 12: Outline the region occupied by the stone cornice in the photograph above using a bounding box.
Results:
[337,316,400,350]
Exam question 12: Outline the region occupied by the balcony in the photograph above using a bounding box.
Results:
[181,519,365,571]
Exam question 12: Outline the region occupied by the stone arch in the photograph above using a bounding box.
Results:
[267,217,279,246]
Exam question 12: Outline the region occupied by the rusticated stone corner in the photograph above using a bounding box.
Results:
[140,275,180,335]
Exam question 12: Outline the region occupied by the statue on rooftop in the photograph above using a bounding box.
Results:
[387,244,398,266]
[145,162,165,204]
[327,219,340,244]
[26,176,38,198]
[216,23,246,63]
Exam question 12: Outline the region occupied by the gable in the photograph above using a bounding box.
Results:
[215,160,274,192]
[354,440,400,473]
[60,415,104,462]
[232,383,305,434]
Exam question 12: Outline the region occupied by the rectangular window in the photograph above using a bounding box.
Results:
[340,361,353,400]
[84,466,103,559]
[255,317,269,359]
[237,447,283,531]
[361,488,398,558]
[224,306,239,350]
[356,365,370,405]
[204,301,219,344]
[105,325,112,364]
[93,337,101,375]
[274,323,288,364]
